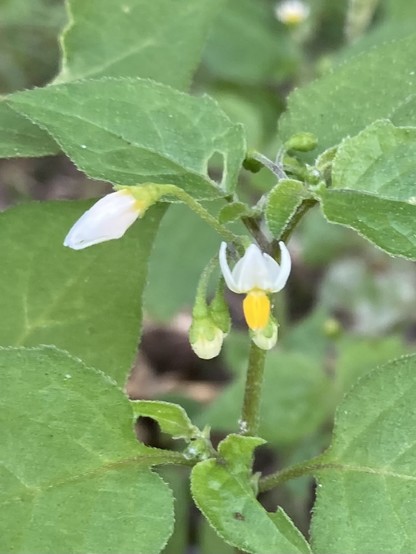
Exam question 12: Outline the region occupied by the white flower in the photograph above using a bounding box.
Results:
[219,242,291,331]
[64,189,143,250]
[275,0,310,25]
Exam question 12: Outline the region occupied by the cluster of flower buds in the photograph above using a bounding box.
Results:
[64,187,292,358]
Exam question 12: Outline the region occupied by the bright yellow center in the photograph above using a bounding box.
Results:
[243,290,270,331]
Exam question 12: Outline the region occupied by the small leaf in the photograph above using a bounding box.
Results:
[0,346,174,554]
[219,201,253,224]
[0,201,164,385]
[9,78,246,198]
[265,179,309,238]
[332,120,416,201]
[191,456,308,554]
[217,434,265,476]
[318,188,416,260]
[279,34,416,160]
[311,354,416,553]
[131,400,199,440]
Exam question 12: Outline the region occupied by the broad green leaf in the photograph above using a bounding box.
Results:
[311,355,416,553]
[0,101,59,157]
[59,0,225,87]
[390,94,416,127]
[0,0,226,159]
[9,79,246,198]
[191,451,309,554]
[318,188,416,260]
[332,120,416,201]
[197,351,330,446]
[265,179,309,238]
[279,34,416,160]
[0,346,174,554]
[202,0,299,85]
[0,201,164,385]
[131,400,199,440]
[145,204,220,319]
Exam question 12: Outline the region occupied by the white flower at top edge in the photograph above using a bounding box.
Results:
[219,242,291,331]
[64,189,144,250]
[275,0,310,25]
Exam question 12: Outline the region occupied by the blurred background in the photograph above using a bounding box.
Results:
[1,0,415,551]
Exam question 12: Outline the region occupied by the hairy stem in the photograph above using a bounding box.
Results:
[162,184,241,247]
[240,343,267,436]
[259,454,327,492]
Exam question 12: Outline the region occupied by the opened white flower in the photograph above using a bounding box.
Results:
[64,189,145,250]
[275,0,310,25]
[219,242,291,331]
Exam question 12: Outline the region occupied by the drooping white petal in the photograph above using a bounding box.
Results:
[262,253,281,290]
[64,190,140,250]
[232,244,271,292]
[219,242,239,293]
[270,241,292,291]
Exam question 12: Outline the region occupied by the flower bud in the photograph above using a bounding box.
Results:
[285,132,318,153]
[64,185,163,250]
[209,281,231,334]
[250,317,278,350]
[189,317,224,360]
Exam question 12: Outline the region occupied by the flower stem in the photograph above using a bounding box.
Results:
[240,343,267,436]
[161,185,242,248]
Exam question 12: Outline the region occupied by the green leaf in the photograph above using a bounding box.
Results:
[131,400,199,440]
[0,201,164,385]
[191,438,309,554]
[265,179,309,238]
[217,434,265,475]
[0,346,174,554]
[279,34,416,160]
[203,0,299,85]
[0,0,226,159]
[269,510,312,554]
[197,351,331,447]
[0,101,59,157]
[332,120,416,201]
[311,354,416,553]
[318,188,416,260]
[218,201,253,224]
[145,204,220,319]
[9,78,246,198]
[59,0,225,87]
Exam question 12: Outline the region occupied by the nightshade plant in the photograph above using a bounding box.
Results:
[1,1,416,553]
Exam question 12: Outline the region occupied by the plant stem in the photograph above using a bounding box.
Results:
[240,343,267,436]
[258,454,328,492]
[162,184,242,248]
[251,151,287,180]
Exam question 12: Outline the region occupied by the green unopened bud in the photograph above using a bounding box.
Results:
[189,316,224,360]
[250,317,278,350]
[285,132,318,153]
[209,281,231,334]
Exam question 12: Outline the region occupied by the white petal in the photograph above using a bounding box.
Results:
[219,242,239,292]
[232,244,271,291]
[270,241,292,292]
[64,190,140,250]
[262,253,281,290]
